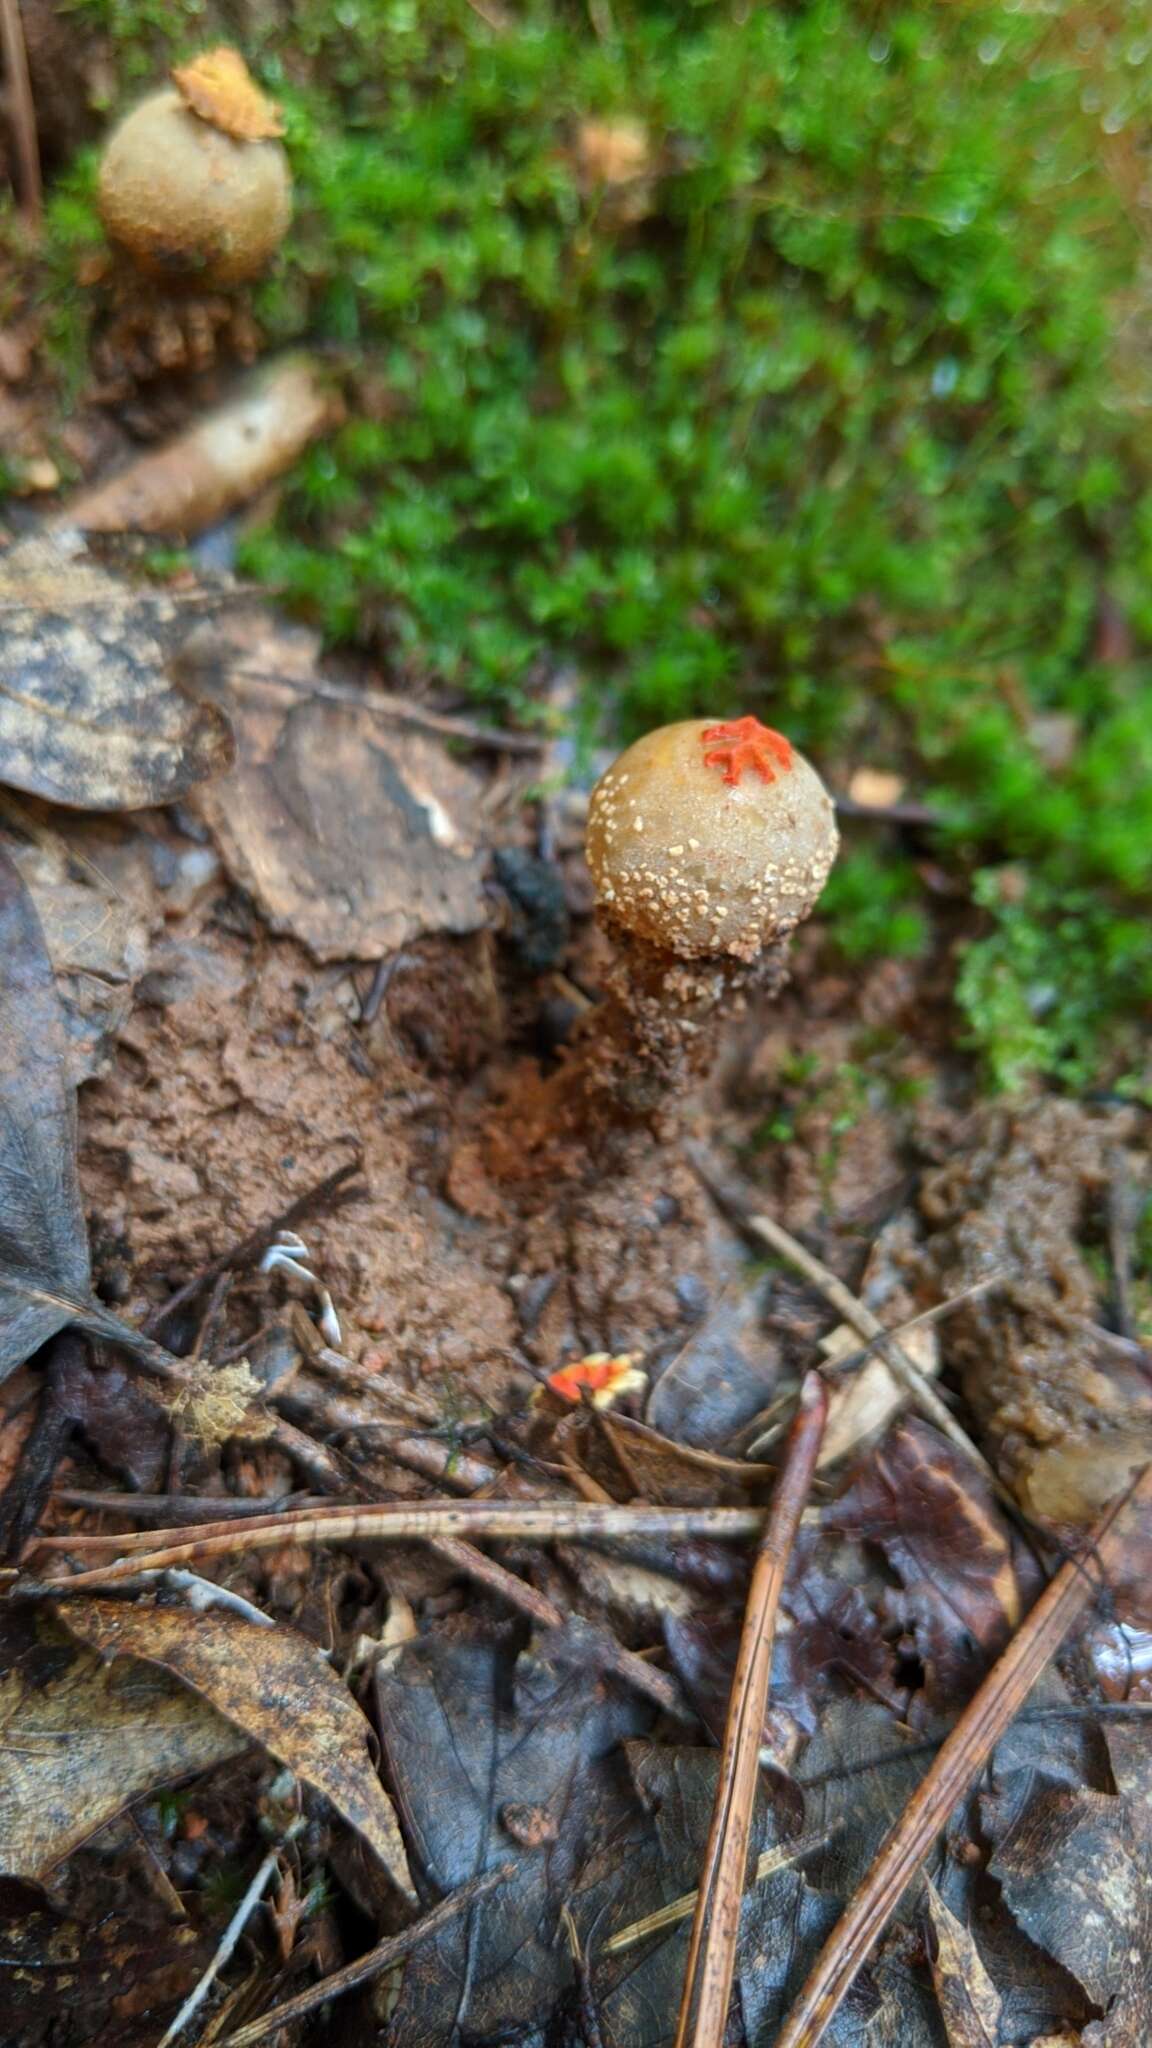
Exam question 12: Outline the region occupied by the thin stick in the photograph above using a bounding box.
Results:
[25,1498,765,1589]
[53,1490,330,1523]
[428,1533,687,1719]
[773,1462,1152,2048]
[686,1146,1012,1506]
[816,1271,1009,1377]
[231,665,544,755]
[157,1821,304,2048]
[673,1374,828,2048]
[213,1864,515,2048]
[0,0,41,225]
[605,1824,841,1957]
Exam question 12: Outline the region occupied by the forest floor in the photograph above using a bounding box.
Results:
[3,8,1152,2045]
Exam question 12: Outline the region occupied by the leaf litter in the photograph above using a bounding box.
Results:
[0,532,235,811]
[1,554,1151,2047]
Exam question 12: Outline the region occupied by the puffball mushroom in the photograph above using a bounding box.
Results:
[579,715,838,1118]
[98,50,292,287]
[587,716,838,962]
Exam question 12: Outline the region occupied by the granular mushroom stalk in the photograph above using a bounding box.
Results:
[578,716,838,1118]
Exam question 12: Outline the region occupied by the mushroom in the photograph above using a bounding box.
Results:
[578,715,838,1116]
[98,49,292,287]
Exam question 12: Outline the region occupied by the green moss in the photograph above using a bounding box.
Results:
[23,0,1152,1088]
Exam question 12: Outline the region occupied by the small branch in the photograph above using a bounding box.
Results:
[157,1820,304,2048]
[813,1271,1009,1378]
[23,1498,765,1590]
[231,663,546,756]
[773,1462,1152,2048]
[674,1374,828,2048]
[213,1864,515,2048]
[429,1533,688,1719]
[686,1146,1015,1508]
[53,1489,330,1523]
[605,1825,841,1957]
[0,0,41,226]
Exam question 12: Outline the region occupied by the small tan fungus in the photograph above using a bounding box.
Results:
[98,57,292,286]
[586,716,838,962]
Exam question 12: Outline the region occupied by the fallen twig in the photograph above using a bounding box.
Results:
[231,661,547,755]
[25,1497,765,1589]
[673,1373,828,2048]
[157,1819,305,2048]
[773,1462,1152,2048]
[0,0,41,225]
[428,1532,687,1718]
[53,1489,332,1523]
[686,1145,1014,1506]
[212,1863,515,2048]
[605,1824,841,1957]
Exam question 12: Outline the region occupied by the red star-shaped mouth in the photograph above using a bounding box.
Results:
[700,716,794,787]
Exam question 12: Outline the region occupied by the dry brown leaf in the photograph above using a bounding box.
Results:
[0,533,235,810]
[59,1596,416,1897]
[172,47,284,140]
[0,1628,245,1881]
[6,832,152,1080]
[925,1885,1003,2048]
[192,614,492,961]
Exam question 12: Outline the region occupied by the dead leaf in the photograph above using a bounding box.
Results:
[0,1616,245,1882]
[375,1620,644,2043]
[0,848,192,1380]
[825,1419,1019,1700]
[926,1884,1003,2048]
[989,1786,1152,2017]
[0,845,94,1378]
[647,1270,782,1450]
[0,532,235,809]
[171,46,284,140]
[819,1215,939,1467]
[59,1596,415,1898]
[192,615,492,960]
[6,832,152,1081]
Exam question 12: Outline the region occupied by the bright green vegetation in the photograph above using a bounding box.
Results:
[24,2,1152,1089]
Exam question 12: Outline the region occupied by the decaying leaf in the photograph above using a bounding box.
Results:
[59,1596,415,1897]
[0,532,234,809]
[825,1419,1019,1700]
[6,832,152,1081]
[925,1884,1003,2048]
[0,1617,245,1882]
[0,845,94,1378]
[0,849,194,1381]
[989,1786,1152,2019]
[647,1271,782,1450]
[190,614,493,961]
[171,46,284,140]
[375,1621,644,2043]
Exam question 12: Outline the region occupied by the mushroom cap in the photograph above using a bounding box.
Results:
[98,87,292,285]
[586,717,838,961]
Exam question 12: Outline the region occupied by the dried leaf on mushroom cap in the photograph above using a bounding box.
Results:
[171,47,285,141]
[586,716,838,961]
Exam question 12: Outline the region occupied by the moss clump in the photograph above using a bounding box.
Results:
[20,0,1152,1090]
